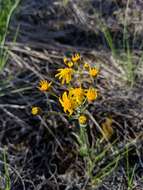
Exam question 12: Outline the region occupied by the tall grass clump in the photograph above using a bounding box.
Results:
[102,0,139,86]
[103,27,135,86]
[0,0,20,71]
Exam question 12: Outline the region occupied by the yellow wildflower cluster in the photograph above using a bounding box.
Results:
[63,52,81,67]
[31,52,100,126]
[55,52,100,124]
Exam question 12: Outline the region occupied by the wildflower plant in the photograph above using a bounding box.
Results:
[54,52,100,157]
[32,52,100,154]
[31,52,117,187]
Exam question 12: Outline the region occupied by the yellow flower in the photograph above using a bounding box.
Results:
[55,68,73,85]
[83,63,90,69]
[72,53,81,62]
[78,115,87,125]
[69,87,85,105]
[31,106,41,115]
[67,61,74,67]
[63,56,68,64]
[89,67,99,77]
[85,88,98,102]
[63,57,73,67]
[38,80,52,92]
[59,91,74,115]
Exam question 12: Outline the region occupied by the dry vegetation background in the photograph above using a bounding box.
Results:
[0,0,143,189]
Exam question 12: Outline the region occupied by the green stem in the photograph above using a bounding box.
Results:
[79,125,90,157]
